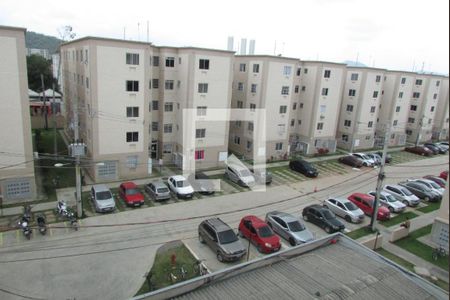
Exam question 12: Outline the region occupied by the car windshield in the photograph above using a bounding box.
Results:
[401,188,413,196]
[126,188,139,195]
[176,180,188,188]
[239,169,252,177]
[426,181,440,189]
[258,226,274,238]
[287,221,305,232]
[322,210,336,219]
[96,191,112,200]
[385,194,397,203]
[343,201,358,211]
[157,188,169,193]
[218,229,238,244]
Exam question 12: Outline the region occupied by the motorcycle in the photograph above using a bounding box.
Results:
[36,214,47,235]
[67,209,78,231]
[18,217,32,240]
[56,200,78,231]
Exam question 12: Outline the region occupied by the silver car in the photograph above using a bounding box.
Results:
[383,184,420,206]
[367,191,406,213]
[265,211,314,246]
[145,181,171,201]
[91,184,116,213]
[351,153,375,167]
[323,197,365,223]
[251,168,272,184]
[408,179,445,196]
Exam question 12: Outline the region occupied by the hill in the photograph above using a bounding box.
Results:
[25,31,62,54]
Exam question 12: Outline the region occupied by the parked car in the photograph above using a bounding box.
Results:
[399,181,442,202]
[367,191,406,213]
[225,164,255,187]
[427,143,448,154]
[347,193,391,220]
[423,175,446,188]
[338,155,364,168]
[145,181,171,201]
[423,143,441,155]
[366,153,382,166]
[198,218,246,262]
[289,159,319,177]
[435,142,449,152]
[302,204,345,233]
[167,175,194,198]
[404,146,433,156]
[407,179,445,196]
[351,153,375,167]
[250,168,273,184]
[238,215,281,253]
[90,184,116,213]
[374,151,392,163]
[383,184,420,206]
[188,172,215,195]
[323,197,365,223]
[265,211,314,246]
[440,170,448,180]
[118,182,145,207]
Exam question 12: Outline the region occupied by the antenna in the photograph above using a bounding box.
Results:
[147,21,149,42]
[421,61,425,73]
[356,52,359,64]
[274,41,277,55]
[138,22,140,41]
[412,60,416,72]
[123,27,126,40]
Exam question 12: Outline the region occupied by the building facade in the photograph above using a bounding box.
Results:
[432,77,449,141]
[0,26,36,204]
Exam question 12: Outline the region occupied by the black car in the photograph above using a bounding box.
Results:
[188,172,215,195]
[289,159,319,177]
[338,155,363,168]
[302,204,345,233]
[375,151,392,163]
[425,143,446,154]
[398,181,441,202]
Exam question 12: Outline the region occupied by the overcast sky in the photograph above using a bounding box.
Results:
[1,0,448,74]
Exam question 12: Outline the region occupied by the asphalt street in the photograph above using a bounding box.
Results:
[0,155,447,300]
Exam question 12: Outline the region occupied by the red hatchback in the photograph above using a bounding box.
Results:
[238,215,281,254]
[347,193,390,220]
[119,182,145,207]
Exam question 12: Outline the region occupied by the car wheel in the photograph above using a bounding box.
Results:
[303,214,309,222]
[363,162,368,167]
[325,226,332,234]
[389,206,394,213]
[289,238,296,246]
[217,253,224,262]
[345,215,352,223]
[402,200,409,206]
[198,233,205,244]
[424,196,430,202]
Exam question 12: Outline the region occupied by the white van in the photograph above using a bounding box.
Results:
[91,184,116,213]
[225,164,255,187]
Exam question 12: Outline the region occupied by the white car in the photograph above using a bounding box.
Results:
[351,153,375,167]
[383,184,420,206]
[367,191,406,213]
[167,175,194,199]
[407,179,445,196]
[323,197,365,223]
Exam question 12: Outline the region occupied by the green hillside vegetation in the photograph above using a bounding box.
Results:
[26,31,62,54]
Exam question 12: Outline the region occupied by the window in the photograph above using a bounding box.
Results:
[278,124,286,133]
[126,132,139,142]
[253,64,260,73]
[164,124,173,133]
[301,86,306,91]
[406,129,412,135]
[401,77,406,84]
[324,70,331,78]
[163,143,172,153]
[415,79,423,85]
[275,143,283,150]
[299,103,304,109]
[237,101,244,108]
[436,81,440,87]
[152,79,159,89]
[165,80,174,90]
[375,75,381,82]
[166,57,175,67]
[317,122,324,130]
[428,119,432,124]
[365,136,371,140]
[368,121,373,128]
[320,105,326,113]
[370,106,376,113]
[342,134,349,142]
[250,103,256,111]
[152,56,159,66]
[126,53,139,65]
[283,66,292,76]
[246,140,252,150]
[4,179,32,199]
[238,82,244,91]
[408,118,415,124]
[410,105,417,111]
[373,91,379,98]
[430,106,435,112]
[85,49,88,63]
[291,119,295,126]
[298,120,302,125]
[292,103,297,110]
[164,102,173,112]
[152,122,158,131]
[198,83,209,93]
[239,63,246,72]
[351,73,359,81]
[247,122,254,131]
[396,106,401,112]
[234,136,241,144]
[126,80,139,92]
[398,92,403,98]
[279,105,287,114]
[126,156,138,169]
[197,106,207,116]
[348,89,356,97]
[86,77,89,88]
[346,105,354,112]
[196,129,206,138]
[412,92,420,98]
[294,85,299,93]
[321,88,329,96]
[281,86,290,95]
[344,120,351,127]
[195,150,205,160]
[433,93,438,99]
[296,68,301,76]
[152,100,159,110]
[304,68,308,74]
[126,107,139,117]
[251,84,257,93]
[199,59,210,70]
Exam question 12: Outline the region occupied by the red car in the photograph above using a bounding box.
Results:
[119,182,145,207]
[440,171,448,181]
[238,215,281,254]
[347,193,391,220]
[404,146,433,156]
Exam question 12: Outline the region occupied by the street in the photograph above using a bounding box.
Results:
[0,155,447,300]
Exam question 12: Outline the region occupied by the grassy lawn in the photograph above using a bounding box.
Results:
[395,225,449,271]
[135,243,200,295]
[417,202,442,214]
[380,211,418,227]
[346,226,375,240]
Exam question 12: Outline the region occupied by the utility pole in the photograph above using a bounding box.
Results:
[370,123,390,231]
[52,83,57,157]
[40,74,48,129]
[73,94,82,218]
[415,114,425,146]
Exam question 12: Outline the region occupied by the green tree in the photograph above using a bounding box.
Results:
[26,54,57,92]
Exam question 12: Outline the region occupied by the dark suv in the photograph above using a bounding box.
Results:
[198,218,246,262]
[289,159,318,177]
[302,204,345,233]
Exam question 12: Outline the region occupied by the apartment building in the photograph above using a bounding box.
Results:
[376,71,415,146]
[432,77,449,141]
[61,37,233,182]
[0,26,36,204]
[405,74,442,144]
[229,55,299,160]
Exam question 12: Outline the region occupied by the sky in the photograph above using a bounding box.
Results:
[1,0,448,74]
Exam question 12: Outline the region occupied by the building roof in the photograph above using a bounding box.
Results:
[40,89,62,97]
[28,89,39,97]
[133,234,448,300]
[0,25,26,32]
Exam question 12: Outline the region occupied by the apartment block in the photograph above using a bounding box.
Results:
[0,26,36,204]
[61,37,233,182]
[291,61,346,155]
[405,74,442,144]
[432,77,449,141]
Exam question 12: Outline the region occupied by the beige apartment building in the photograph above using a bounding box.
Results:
[0,26,36,204]
[61,37,233,182]
[432,77,449,141]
